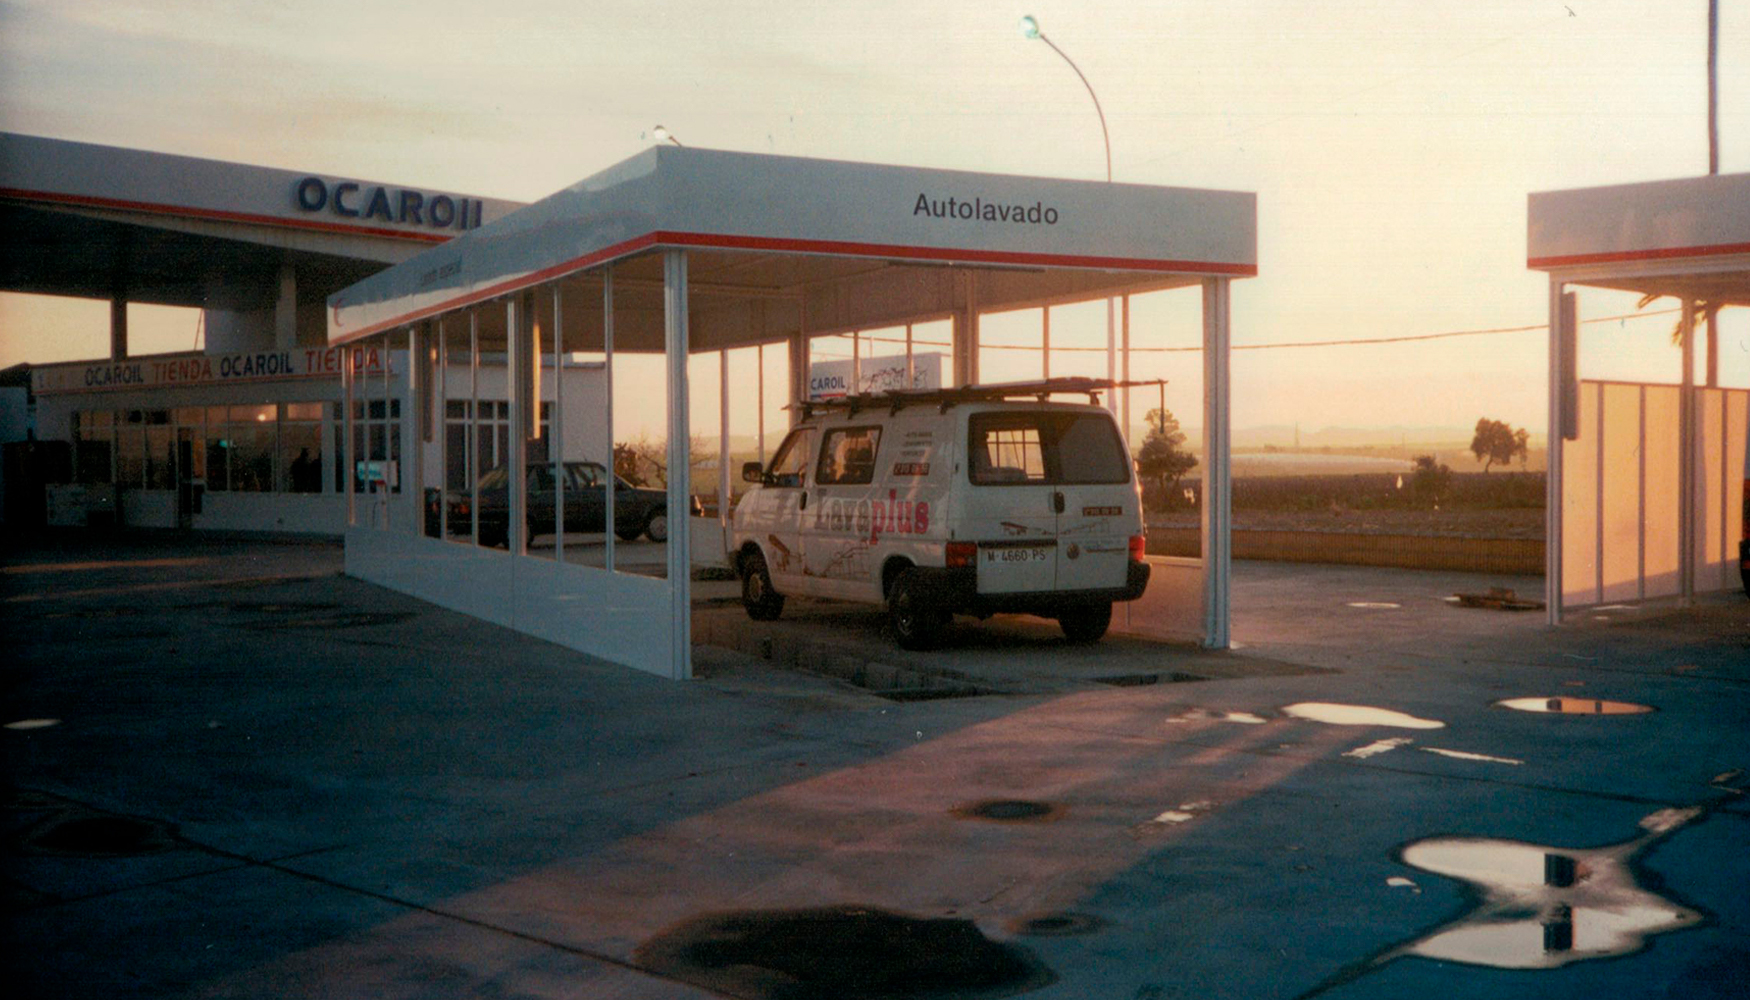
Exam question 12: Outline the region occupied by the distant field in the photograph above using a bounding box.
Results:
[1210,446,1546,478]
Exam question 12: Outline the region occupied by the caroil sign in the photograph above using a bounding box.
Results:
[807,352,943,401]
[31,347,395,395]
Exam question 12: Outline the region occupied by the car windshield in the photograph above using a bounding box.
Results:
[476,467,509,490]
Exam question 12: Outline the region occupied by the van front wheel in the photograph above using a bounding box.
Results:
[891,570,948,650]
[1059,603,1112,643]
[741,549,785,621]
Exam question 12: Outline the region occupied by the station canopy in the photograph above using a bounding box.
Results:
[1529,171,1750,306]
[327,146,1257,356]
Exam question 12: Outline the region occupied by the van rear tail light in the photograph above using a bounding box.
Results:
[1129,534,1146,563]
[946,541,977,569]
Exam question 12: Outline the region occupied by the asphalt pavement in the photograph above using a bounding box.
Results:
[4,531,1747,999]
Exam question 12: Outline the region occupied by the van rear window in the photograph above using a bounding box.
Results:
[968,412,1129,486]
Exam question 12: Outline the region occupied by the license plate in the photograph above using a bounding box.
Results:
[985,546,1050,564]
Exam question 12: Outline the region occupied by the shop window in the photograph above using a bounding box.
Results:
[115,425,144,488]
[207,433,232,491]
[73,410,113,484]
[227,406,275,492]
[145,425,175,490]
[279,402,323,493]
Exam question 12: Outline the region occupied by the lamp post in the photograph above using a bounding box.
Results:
[1019,14,1121,430]
[652,125,683,147]
[1019,15,1111,182]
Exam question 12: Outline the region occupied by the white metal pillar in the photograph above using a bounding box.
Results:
[1200,277,1232,649]
[343,344,355,526]
[1679,300,1697,606]
[509,297,527,555]
[437,319,448,540]
[406,324,422,534]
[603,268,616,572]
[664,249,693,680]
[1545,277,1567,625]
[719,349,731,551]
[553,284,565,561]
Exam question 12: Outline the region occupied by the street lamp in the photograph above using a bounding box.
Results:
[1018,14,1110,182]
[652,125,683,147]
[1019,14,1122,430]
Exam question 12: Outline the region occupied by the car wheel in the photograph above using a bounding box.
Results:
[741,549,785,621]
[890,569,947,650]
[614,525,642,541]
[645,512,668,543]
[1059,603,1112,643]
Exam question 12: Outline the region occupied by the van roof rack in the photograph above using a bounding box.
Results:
[792,378,1166,419]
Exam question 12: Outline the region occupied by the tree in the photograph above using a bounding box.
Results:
[613,442,647,486]
[1135,407,1198,506]
[1470,418,1528,473]
[1409,454,1451,506]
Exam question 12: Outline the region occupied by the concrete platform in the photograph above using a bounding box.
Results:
[4,532,1747,999]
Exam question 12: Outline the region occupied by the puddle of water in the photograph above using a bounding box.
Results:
[953,799,1062,823]
[1283,703,1445,730]
[1151,800,1217,824]
[1347,602,1401,609]
[4,718,60,731]
[1166,708,1266,725]
[1496,697,1654,715]
[1344,737,1413,759]
[19,814,179,857]
[634,905,1054,1000]
[1096,672,1206,687]
[1010,911,1106,937]
[1392,807,1704,969]
[1421,748,1523,766]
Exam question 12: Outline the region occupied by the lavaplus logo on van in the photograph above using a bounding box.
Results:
[813,490,930,543]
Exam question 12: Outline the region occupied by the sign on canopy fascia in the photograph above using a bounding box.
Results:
[1528,172,1750,275]
[328,147,1258,346]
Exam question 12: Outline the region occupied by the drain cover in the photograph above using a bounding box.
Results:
[635,905,1053,1000]
[952,799,1062,823]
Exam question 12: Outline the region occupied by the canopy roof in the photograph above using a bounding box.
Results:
[1528,172,1750,306]
[328,147,1257,352]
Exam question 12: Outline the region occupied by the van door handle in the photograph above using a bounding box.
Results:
[1052,491,1065,514]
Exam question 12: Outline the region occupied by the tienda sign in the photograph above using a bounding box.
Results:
[32,347,394,395]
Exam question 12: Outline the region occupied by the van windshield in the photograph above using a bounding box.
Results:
[968,412,1129,486]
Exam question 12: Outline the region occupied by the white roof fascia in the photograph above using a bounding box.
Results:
[328,146,1257,345]
[1528,172,1750,277]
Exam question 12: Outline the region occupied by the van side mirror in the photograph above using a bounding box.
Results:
[741,461,766,484]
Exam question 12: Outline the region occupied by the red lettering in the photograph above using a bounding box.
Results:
[915,501,929,533]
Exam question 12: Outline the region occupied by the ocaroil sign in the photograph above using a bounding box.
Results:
[32,346,394,395]
[294,176,485,232]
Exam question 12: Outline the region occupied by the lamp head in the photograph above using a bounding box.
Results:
[1018,15,1040,39]
[652,125,681,147]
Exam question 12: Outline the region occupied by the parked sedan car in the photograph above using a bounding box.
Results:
[425,461,693,547]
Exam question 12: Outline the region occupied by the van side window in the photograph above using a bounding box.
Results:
[969,412,1129,485]
[816,426,882,486]
[969,417,1046,484]
[767,428,815,488]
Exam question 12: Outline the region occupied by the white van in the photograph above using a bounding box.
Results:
[731,379,1150,649]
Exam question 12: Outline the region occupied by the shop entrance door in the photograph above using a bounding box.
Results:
[175,428,200,529]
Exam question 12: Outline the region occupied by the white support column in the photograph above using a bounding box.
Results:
[469,311,480,544]
[553,284,565,562]
[437,319,448,540]
[1106,297,1118,421]
[1042,306,1051,379]
[603,267,616,572]
[381,334,392,531]
[275,263,297,351]
[343,345,355,526]
[1679,300,1697,606]
[509,297,526,556]
[1121,295,1132,446]
[788,328,807,426]
[406,325,421,534]
[1200,278,1232,649]
[757,343,766,464]
[1545,278,1566,625]
[719,349,731,553]
[664,249,693,680]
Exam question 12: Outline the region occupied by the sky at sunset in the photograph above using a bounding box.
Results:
[2,0,1746,441]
